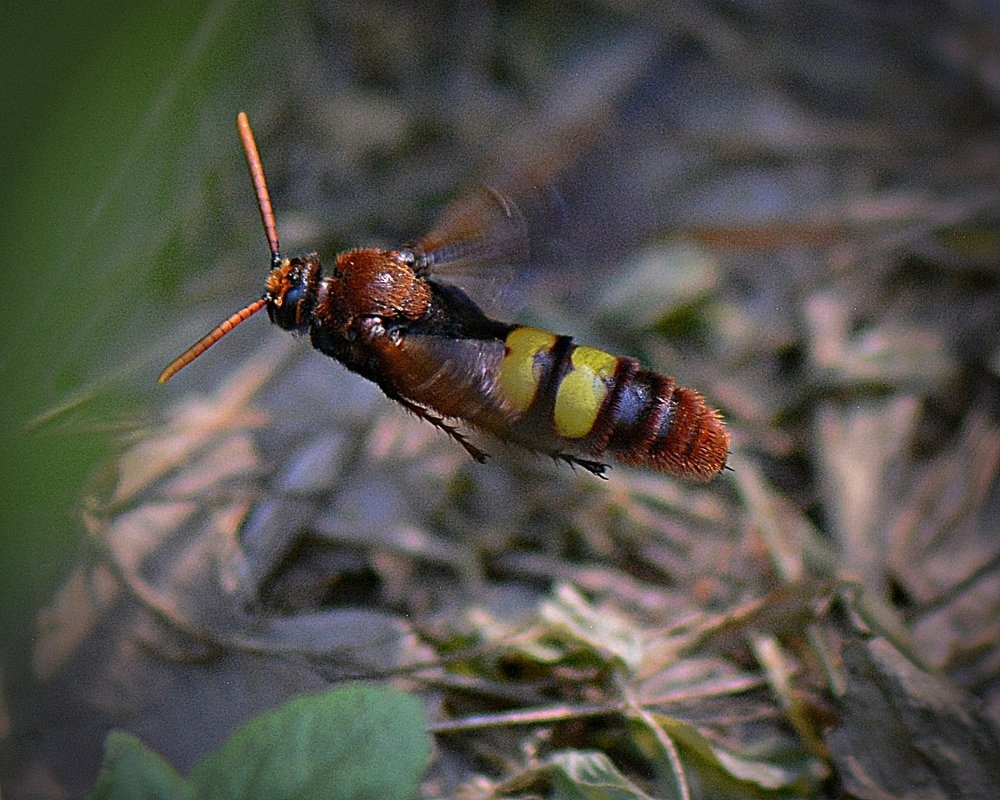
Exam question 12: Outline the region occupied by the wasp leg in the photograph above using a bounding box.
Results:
[386,391,490,464]
[550,452,610,479]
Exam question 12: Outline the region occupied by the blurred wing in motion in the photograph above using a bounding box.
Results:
[411,33,670,309]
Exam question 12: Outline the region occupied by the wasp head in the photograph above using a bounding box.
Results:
[264,255,321,332]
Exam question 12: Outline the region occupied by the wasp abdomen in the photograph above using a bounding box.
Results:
[496,326,729,480]
[608,373,729,480]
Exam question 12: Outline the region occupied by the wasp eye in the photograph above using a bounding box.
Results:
[268,274,311,330]
[282,281,306,308]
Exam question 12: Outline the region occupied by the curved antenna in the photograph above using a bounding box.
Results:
[157,298,268,383]
[237,111,281,265]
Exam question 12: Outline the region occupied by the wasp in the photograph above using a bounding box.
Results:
[159,113,729,480]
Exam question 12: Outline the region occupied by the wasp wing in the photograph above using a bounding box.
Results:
[410,34,666,310]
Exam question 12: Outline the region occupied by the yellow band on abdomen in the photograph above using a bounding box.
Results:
[498,327,558,413]
[554,345,617,439]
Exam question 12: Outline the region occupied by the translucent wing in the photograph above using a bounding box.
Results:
[410,34,667,309]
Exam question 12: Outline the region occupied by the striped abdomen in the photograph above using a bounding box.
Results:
[496,327,729,480]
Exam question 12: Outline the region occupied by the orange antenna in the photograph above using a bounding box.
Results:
[237,111,281,264]
[158,113,282,384]
[158,298,268,383]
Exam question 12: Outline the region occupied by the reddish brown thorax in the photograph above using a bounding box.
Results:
[318,249,432,333]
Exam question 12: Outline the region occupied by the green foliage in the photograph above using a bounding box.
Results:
[0,0,280,655]
[89,685,430,800]
[90,731,194,800]
[536,751,661,800]
[538,583,646,673]
[459,583,830,799]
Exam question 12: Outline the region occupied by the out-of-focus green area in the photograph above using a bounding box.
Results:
[0,0,278,654]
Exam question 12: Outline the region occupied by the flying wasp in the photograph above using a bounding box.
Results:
[159,113,729,480]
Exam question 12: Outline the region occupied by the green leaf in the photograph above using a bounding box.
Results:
[89,730,193,800]
[189,684,430,800]
[539,583,645,673]
[654,714,826,792]
[546,750,658,800]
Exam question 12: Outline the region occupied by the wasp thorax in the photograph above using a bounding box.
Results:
[334,248,432,323]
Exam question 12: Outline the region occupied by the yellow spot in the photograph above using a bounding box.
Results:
[554,346,617,439]
[498,327,557,413]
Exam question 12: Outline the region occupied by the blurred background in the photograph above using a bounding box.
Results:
[1,0,285,652]
[2,1,998,797]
